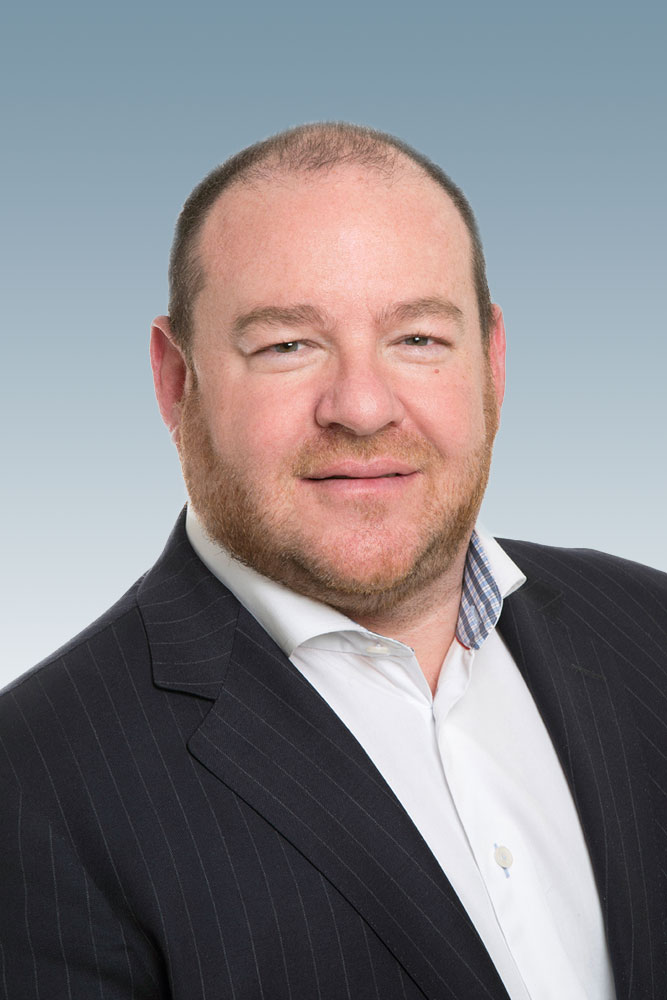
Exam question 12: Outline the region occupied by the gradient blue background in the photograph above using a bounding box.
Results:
[2,0,665,685]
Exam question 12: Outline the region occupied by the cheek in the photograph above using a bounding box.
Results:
[412,379,487,454]
[206,381,312,469]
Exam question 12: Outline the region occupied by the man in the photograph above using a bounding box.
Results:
[1,123,665,1000]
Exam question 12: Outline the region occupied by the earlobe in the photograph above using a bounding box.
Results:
[150,316,189,442]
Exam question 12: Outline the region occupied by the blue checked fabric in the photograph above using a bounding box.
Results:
[455,532,502,650]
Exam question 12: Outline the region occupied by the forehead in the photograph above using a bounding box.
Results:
[195,164,475,315]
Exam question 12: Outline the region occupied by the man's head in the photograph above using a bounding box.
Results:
[167,123,494,363]
[151,123,506,622]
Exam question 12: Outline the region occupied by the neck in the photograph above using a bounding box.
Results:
[353,555,467,695]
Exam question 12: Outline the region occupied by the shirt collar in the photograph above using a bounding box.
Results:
[456,528,525,649]
[185,506,525,658]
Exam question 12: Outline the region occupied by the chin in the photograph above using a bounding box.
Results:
[303,531,423,592]
[278,521,470,622]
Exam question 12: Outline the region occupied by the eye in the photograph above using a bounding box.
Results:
[246,338,316,371]
[270,341,302,353]
[392,332,452,362]
[402,335,433,347]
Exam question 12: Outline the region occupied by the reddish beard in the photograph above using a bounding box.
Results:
[177,381,498,620]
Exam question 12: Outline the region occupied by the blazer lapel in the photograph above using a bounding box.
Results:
[497,560,666,1000]
[140,513,509,1000]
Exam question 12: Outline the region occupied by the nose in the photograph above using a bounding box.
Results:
[314,355,405,436]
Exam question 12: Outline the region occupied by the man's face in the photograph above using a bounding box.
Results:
[176,165,505,620]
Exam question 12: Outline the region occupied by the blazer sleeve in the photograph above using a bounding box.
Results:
[0,777,168,1000]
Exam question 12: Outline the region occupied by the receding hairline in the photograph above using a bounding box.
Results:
[168,122,493,355]
[190,149,451,310]
[197,153,469,289]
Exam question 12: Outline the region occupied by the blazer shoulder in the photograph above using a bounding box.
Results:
[500,536,667,588]
[1,575,147,700]
[499,536,667,637]
[0,577,153,792]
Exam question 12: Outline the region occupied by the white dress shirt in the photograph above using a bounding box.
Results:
[186,507,616,1000]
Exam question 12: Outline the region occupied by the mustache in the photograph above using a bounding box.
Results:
[290,430,440,478]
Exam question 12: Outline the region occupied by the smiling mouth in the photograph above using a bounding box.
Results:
[300,459,419,481]
[318,473,405,479]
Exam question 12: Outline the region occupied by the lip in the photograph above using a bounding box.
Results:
[303,459,418,480]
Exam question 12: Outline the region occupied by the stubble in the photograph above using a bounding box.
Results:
[178,378,498,621]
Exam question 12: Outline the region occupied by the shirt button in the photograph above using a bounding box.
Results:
[494,845,513,869]
[365,642,391,654]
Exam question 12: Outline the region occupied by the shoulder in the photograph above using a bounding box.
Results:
[1,576,147,702]
[500,536,667,592]
[498,537,667,643]
[0,578,153,801]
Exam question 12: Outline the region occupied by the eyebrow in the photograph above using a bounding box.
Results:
[376,296,464,328]
[232,304,331,339]
[231,295,464,339]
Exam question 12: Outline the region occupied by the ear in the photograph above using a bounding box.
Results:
[150,316,189,443]
[486,304,506,419]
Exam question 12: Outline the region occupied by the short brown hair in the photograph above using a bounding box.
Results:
[168,122,493,358]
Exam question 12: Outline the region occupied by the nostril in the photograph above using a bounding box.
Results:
[314,377,405,436]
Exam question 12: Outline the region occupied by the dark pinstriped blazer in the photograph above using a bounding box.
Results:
[1,510,666,999]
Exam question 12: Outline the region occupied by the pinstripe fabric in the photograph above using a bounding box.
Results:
[498,540,667,1000]
[1,511,665,999]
